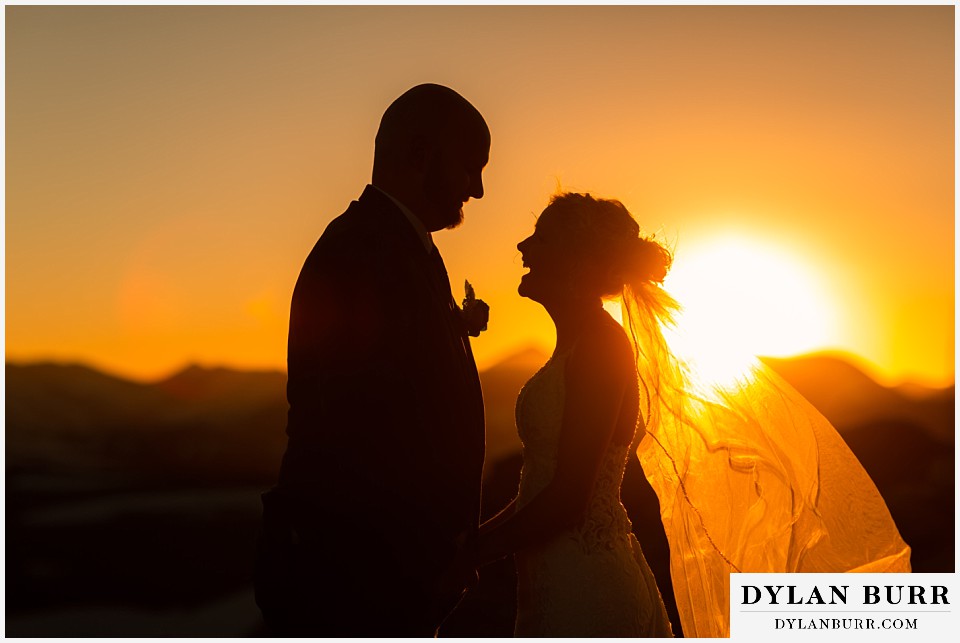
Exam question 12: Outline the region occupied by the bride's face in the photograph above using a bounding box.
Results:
[517,208,581,304]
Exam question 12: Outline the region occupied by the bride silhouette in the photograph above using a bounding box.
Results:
[452,192,910,637]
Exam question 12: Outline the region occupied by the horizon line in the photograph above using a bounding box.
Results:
[5,347,955,393]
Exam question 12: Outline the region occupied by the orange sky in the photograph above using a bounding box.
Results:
[4,5,955,387]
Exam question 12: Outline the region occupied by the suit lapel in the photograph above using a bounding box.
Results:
[357,186,456,307]
[355,186,482,422]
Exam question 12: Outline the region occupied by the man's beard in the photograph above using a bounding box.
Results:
[444,207,465,230]
[423,168,464,230]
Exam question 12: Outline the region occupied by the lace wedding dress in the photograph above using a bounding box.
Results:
[513,351,674,637]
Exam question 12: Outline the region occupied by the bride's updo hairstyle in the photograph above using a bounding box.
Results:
[543,192,672,298]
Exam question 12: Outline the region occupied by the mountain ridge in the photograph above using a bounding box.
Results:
[10,347,949,397]
[7,349,953,441]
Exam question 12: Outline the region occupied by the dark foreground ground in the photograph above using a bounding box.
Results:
[5,358,954,636]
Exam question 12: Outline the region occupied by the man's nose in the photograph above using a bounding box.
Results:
[470,173,484,200]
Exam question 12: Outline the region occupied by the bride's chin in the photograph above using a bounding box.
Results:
[518,280,542,302]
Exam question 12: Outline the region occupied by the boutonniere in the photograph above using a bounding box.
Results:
[460,280,489,337]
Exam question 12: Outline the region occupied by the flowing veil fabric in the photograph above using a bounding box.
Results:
[622,284,911,638]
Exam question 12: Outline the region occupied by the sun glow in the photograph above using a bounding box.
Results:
[607,234,840,388]
[668,235,838,384]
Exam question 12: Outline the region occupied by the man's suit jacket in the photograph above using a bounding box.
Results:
[272,184,486,587]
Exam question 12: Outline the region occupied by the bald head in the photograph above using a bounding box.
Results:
[372,84,490,232]
[374,84,488,173]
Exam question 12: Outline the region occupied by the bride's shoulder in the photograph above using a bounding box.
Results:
[568,313,634,377]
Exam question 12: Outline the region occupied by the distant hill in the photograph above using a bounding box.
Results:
[7,361,289,430]
[762,353,954,441]
[7,351,953,476]
[157,364,285,408]
[6,362,171,432]
[5,361,288,484]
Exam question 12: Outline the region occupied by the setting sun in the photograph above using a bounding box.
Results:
[638,235,839,386]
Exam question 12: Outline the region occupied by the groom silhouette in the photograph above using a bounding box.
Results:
[255,84,489,636]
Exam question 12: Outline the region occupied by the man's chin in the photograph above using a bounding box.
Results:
[443,208,465,230]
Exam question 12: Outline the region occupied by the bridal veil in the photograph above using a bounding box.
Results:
[622,282,911,638]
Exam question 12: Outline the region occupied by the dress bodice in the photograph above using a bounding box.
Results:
[515,351,635,552]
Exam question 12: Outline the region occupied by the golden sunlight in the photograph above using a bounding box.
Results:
[666,235,839,385]
[606,234,841,388]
